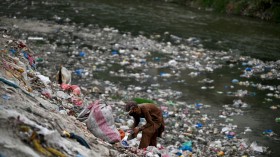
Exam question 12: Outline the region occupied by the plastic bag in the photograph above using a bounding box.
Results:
[77,100,120,143]
[56,66,71,84]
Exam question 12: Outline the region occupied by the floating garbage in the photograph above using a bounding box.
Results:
[245,67,252,71]
[262,129,276,137]
[250,141,265,153]
[160,72,171,77]
[112,50,118,55]
[232,79,239,84]
[276,117,280,123]
[27,36,44,40]
[79,51,86,57]
[75,69,84,77]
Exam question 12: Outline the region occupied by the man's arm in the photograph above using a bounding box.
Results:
[132,116,140,128]
[139,107,155,131]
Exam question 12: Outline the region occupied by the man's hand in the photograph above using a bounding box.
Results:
[132,127,140,137]
[133,127,139,133]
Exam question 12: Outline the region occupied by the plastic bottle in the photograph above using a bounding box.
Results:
[36,58,44,62]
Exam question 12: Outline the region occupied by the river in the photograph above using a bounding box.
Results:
[1,0,280,156]
[2,0,279,60]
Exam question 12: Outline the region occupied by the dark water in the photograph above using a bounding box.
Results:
[1,0,280,156]
[1,0,279,60]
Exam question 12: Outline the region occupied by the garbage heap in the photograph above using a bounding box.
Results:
[0,39,137,157]
[1,34,274,157]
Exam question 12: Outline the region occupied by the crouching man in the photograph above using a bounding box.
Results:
[125,101,165,149]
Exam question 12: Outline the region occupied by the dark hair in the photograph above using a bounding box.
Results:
[125,101,138,112]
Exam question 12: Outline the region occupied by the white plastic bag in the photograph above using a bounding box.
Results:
[77,100,120,143]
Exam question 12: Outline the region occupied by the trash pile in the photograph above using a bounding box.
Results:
[114,101,271,156]
[1,17,279,156]
[0,39,136,157]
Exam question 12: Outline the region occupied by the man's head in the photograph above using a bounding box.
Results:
[125,101,141,116]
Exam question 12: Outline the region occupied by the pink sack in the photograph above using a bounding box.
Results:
[61,83,71,90]
[77,100,120,143]
[60,83,81,96]
[70,85,81,96]
[71,97,83,107]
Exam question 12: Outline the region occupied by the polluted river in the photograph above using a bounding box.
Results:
[0,0,280,156]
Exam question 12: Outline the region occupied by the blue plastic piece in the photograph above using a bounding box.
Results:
[195,123,203,128]
[160,72,166,76]
[0,77,19,89]
[195,103,203,109]
[245,67,252,71]
[180,141,193,152]
[121,140,130,147]
[180,145,192,152]
[112,50,118,55]
[22,51,29,59]
[9,49,16,55]
[263,129,273,134]
[79,51,86,57]
[227,134,234,139]
[75,69,84,76]
[175,152,182,156]
[70,133,91,149]
[163,111,169,118]
[154,57,160,61]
